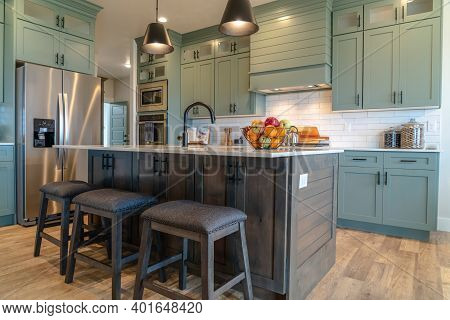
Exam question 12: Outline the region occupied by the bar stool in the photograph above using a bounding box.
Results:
[34,181,93,275]
[133,200,253,300]
[65,189,158,300]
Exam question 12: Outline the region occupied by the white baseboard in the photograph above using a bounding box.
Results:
[438,217,450,232]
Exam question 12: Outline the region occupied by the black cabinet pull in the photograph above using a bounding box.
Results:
[227,164,236,182]
[377,172,381,185]
[355,94,360,106]
[400,159,417,163]
[393,91,396,104]
[400,91,404,104]
[395,8,398,21]
[357,15,361,28]
[384,172,388,186]
[56,15,60,27]
[233,103,237,113]
[60,54,65,66]
[102,154,114,169]
[352,158,367,161]
[196,50,200,59]
[153,157,160,173]
[229,103,233,113]
[61,16,65,28]
[56,53,59,65]
[160,158,169,175]
[402,6,405,20]
[233,42,237,53]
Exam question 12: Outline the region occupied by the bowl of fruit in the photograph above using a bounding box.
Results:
[241,117,292,150]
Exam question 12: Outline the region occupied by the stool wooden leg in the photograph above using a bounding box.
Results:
[134,220,153,300]
[101,217,112,260]
[111,215,123,300]
[200,234,214,300]
[65,205,82,284]
[59,199,71,275]
[179,238,188,290]
[34,193,48,257]
[155,231,167,283]
[237,222,253,300]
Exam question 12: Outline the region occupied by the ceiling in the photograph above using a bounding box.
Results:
[92,0,275,79]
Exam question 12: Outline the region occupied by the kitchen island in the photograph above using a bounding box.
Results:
[54,145,343,299]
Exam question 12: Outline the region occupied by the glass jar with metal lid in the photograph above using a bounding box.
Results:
[384,127,402,149]
[400,119,425,149]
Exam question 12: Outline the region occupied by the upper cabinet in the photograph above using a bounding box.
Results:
[401,0,441,23]
[0,23,4,103]
[1,0,4,23]
[16,0,97,40]
[139,52,168,66]
[181,40,215,64]
[364,0,398,30]
[15,0,101,74]
[139,62,168,83]
[215,36,250,58]
[333,6,363,35]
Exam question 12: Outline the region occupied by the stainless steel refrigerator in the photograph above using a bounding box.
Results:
[16,63,102,225]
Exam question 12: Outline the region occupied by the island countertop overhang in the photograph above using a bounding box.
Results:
[53,144,344,158]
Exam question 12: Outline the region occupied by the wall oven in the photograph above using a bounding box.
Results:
[138,113,167,145]
[137,80,168,112]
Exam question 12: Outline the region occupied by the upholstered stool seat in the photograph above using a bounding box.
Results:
[40,181,93,199]
[34,180,94,276]
[142,200,247,234]
[66,189,159,300]
[134,200,253,300]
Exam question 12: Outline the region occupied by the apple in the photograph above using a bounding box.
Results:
[280,120,292,129]
[251,120,264,134]
[265,117,280,127]
[259,136,272,149]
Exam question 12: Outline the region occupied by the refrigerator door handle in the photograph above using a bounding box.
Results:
[63,93,69,169]
[56,93,64,170]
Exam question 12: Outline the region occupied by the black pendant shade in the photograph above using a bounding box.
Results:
[142,0,174,55]
[219,0,259,36]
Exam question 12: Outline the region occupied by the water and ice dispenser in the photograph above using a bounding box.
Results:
[33,119,55,148]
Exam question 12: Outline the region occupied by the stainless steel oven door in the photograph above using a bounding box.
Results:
[138,113,167,145]
[138,80,168,112]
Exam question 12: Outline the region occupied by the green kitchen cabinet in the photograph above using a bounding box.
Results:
[332,32,363,111]
[338,166,383,224]
[383,169,437,231]
[139,52,167,66]
[16,0,60,30]
[16,19,60,68]
[58,7,95,40]
[181,60,215,118]
[181,40,215,64]
[398,18,441,108]
[60,32,94,75]
[215,36,250,58]
[400,0,441,23]
[364,0,399,30]
[363,25,399,110]
[333,6,363,36]
[0,146,15,226]
[1,0,4,23]
[0,23,3,103]
[139,62,168,83]
[215,53,252,116]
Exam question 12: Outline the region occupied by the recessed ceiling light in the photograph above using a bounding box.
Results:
[124,63,131,69]
[158,17,168,23]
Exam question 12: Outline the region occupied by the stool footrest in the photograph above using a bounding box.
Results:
[148,253,182,274]
[41,232,62,247]
[121,253,139,266]
[213,272,245,299]
[143,279,193,300]
[74,252,112,273]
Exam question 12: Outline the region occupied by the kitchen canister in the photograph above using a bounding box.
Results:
[383,127,402,149]
[401,119,425,149]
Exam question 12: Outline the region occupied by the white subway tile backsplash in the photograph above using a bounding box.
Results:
[191,90,441,148]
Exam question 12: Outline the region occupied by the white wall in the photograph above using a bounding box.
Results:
[114,77,131,103]
[438,0,450,231]
[103,79,115,103]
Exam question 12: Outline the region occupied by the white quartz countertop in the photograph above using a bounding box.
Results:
[344,148,441,153]
[53,145,344,158]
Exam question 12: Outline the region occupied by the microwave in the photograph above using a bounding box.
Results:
[137,80,168,112]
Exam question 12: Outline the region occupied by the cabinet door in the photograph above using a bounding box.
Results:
[196,40,215,61]
[363,26,399,109]
[135,153,165,202]
[194,60,215,117]
[16,19,60,68]
[139,52,150,65]
[364,0,399,30]
[181,63,196,116]
[214,56,234,116]
[333,6,363,36]
[1,0,4,23]
[398,18,441,108]
[332,32,363,111]
[234,36,250,54]
[383,169,437,231]
[89,151,113,188]
[152,62,168,82]
[235,157,289,294]
[338,167,383,224]
[215,37,234,58]
[59,9,95,40]
[233,53,252,115]
[17,0,60,30]
[0,23,3,103]
[400,0,441,23]
[181,45,196,64]
[0,162,15,218]
[88,151,133,190]
[60,33,95,75]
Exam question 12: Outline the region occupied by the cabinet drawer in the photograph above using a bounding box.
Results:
[339,151,383,168]
[0,146,14,162]
[384,153,438,170]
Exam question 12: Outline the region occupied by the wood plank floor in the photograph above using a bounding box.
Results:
[1,224,449,300]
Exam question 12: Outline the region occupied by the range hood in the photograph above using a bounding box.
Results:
[250,0,332,94]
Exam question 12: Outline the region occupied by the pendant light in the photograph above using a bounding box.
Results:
[219,0,259,36]
[142,0,174,54]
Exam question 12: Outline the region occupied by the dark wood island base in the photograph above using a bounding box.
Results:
[73,147,339,299]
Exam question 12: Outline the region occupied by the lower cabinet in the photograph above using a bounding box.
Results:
[0,146,15,226]
[338,151,439,232]
[0,23,4,103]
[88,151,133,191]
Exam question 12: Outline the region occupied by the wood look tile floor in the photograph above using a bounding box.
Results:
[1,224,450,300]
